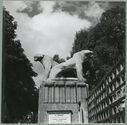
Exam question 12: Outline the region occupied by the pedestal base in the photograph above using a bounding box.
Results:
[38,78,88,124]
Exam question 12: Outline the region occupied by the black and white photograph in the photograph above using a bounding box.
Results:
[1,0,126,124]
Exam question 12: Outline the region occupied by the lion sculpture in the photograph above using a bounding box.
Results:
[34,50,94,82]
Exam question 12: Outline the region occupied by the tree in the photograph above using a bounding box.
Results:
[53,54,65,63]
[71,7,125,90]
[2,8,38,123]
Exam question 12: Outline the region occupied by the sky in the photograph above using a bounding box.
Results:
[3,1,125,87]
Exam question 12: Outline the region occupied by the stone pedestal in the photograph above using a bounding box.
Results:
[38,78,88,124]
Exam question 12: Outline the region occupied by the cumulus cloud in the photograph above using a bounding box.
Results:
[4,1,114,87]
[53,1,105,25]
[17,1,43,17]
[85,2,104,19]
[31,12,91,56]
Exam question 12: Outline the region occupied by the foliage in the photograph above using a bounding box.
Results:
[18,112,38,123]
[53,54,65,63]
[71,7,125,90]
[2,8,38,123]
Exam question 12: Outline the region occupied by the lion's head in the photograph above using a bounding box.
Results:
[84,50,94,59]
[34,54,45,62]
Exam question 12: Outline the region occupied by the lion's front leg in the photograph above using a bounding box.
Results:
[75,62,86,82]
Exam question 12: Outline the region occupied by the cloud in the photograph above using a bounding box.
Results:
[3,1,26,14]
[17,1,43,17]
[30,11,91,56]
[40,1,56,14]
[53,1,105,25]
[85,2,104,19]
[98,1,125,10]
[52,1,125,26]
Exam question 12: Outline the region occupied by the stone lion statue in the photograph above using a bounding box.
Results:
[34,50,94,82]
[34,54,77,80]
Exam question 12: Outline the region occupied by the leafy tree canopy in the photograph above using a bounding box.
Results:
[53,54,65,63]
[71,7,125,90]
[2,8,38,123]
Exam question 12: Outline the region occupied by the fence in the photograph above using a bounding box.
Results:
[87,58,125,123]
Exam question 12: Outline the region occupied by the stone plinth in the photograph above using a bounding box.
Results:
[38,78,88,124]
